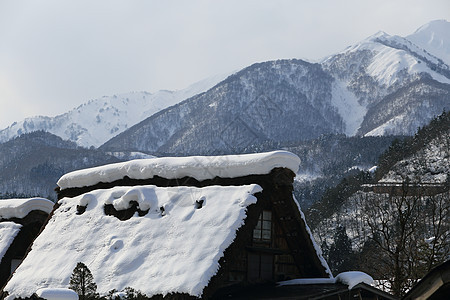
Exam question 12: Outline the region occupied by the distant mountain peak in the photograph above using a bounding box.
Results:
[0,73,231,148]
[407,19,450,66]
[1,20,448,153]
[411,19,450,35]
[368,30,391,40]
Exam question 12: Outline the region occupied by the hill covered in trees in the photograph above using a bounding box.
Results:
[0,131,120,200]
[306,111,449,297]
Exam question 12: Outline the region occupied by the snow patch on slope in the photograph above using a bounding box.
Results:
[330,80,366,135]
[4,184,261,298]
[106,151,157,160]
[366,46,450,86]
[407,19,450,66]
[295,172,322,183]
[0,72,232,148]
[364,114,406,136]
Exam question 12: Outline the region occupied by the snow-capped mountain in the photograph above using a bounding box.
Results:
[322,23,450,137]
[101,20,450,154]
[1,20,449,152]
[0,72,230,148]
[101,59,346,154]
[323,29,450,105]
[407,19,450,66]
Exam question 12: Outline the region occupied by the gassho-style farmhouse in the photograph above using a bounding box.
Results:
[1,151,399,299]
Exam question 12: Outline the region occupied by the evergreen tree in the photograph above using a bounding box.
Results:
[328,226,354,274]
[69,262,98,300]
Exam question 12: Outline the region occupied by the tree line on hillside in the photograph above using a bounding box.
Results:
[0,131,121,201]
[318,186,448,297]
[375,110,449,180]
[307,111,450,297]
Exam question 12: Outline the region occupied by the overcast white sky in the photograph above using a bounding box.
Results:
[0,0,449,129]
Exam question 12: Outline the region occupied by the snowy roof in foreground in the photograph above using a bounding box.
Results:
[57,150,300,190]
[36,288,78,300]
[5,184,262,299]
[0,198,54,220]
[278,271,373,290]
[0,222,22,263]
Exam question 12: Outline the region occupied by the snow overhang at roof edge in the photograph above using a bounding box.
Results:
[0,198,54,219]
[57,150,300,190]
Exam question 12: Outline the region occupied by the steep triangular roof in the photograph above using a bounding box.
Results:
[4,151,331,299]
[0,198,54,264]
[5,184,262,298]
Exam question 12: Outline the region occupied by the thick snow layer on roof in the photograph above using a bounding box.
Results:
[0,198,54,220]
[278,271,373,290]
[36,288,78,300]
[335,271,374,290]
[4,184,262,299]
[57,151,300,190]
[0,222,22,263]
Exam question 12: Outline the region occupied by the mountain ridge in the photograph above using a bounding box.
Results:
[101,20,450,154]
[0,131,121,200]
[1,20,449,150]
[101,59,346,154]
[407,19,450,66]
[0,72,231,148]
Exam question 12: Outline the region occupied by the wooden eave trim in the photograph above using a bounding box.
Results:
[245,246,287,255]
[353,283,398,300]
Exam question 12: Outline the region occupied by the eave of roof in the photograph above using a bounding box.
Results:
[403,260,450,300]
[0,198,54,220]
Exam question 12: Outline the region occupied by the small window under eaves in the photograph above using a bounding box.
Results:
[253,210,272,242]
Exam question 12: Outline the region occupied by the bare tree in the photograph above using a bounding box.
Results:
[359,182,449,297]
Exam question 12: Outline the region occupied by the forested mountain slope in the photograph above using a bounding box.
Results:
[101,60,345,154]
[1,21,448,155]
[306,112,449,296]
[102,21,450,154]
[0,131,121,200]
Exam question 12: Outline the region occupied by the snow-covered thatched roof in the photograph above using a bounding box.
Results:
[0,222,22,264]
[0,198,54,267]
[0,198,54,220]
[4,151,334,299]
[4,184,262,298]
